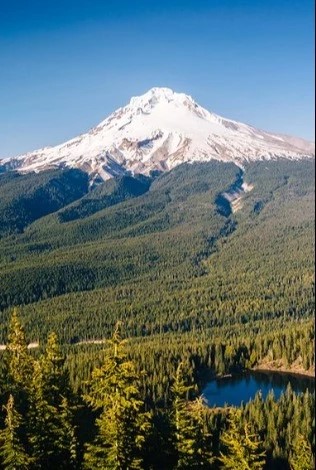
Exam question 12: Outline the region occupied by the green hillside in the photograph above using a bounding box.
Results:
[0,159,314,469]
[58,174,152,222]
[0,159,314,343]
[0,168,89,237]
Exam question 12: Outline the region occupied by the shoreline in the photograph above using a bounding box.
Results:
[252,365,315,379]
[206,366,315,384]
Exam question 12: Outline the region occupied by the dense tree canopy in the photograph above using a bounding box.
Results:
[0,160,314,468]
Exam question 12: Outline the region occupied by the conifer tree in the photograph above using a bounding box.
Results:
[28,334,78,469]
[29,361,61,469]
[219,409,266,470]
[289,434,315,470]
[6,309,33,397]
[171,362,213,469]
[40,332,71,405]
[4,310,34,452]
[84,323,151,469]
[189,396,214,468]
[58,397,78,468]
[0,394,31,470]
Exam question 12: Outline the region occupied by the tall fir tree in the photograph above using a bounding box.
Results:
[0,394,32,470]
[28,334,78,469]
[58,397,78,468]
[39,332,72,405]
[171,363,213,469]
[289,434,315,470]
[84,323,151,469]
[6,309,33,400]
[4,310,34,456]
[218,409,266,470]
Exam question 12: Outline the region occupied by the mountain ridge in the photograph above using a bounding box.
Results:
[1,87,314,180]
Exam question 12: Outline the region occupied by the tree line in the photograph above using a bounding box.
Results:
[0,311,314,469]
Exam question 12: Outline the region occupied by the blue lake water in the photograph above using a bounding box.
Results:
[202,371,315,407]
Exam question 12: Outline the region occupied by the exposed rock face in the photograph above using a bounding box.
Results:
[1,87,314,180]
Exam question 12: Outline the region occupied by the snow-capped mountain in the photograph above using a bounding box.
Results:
[1,87,314,180]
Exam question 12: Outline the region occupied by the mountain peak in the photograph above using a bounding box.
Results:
[128,87,197,112]
[138,86,176,97]
[1,88,314,180]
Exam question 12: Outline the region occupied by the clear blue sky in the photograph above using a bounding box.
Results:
[0,0,314,157]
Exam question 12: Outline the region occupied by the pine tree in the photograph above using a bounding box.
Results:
[58,397,78,468]
[189,396,214,468]
[28,334,78,469]
[219,409,266,470]
[84,323,151,469]
[40,332,72,405]
[4,310,34,454]
[0,394,31,470]
[6,309,33,398]
[171,363,213,469]
[289,434,315,470]
[29,360,60,468]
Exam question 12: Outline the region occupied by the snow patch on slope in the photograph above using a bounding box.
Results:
[1,87,314,180]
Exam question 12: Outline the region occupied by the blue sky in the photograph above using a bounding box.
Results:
[0,0,314,157]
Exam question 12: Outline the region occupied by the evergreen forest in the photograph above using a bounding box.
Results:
[0,159,314,468]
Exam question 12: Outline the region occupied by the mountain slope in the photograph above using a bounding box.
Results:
[0,169,89,237]
[1,88,314,180]
[58,174,152,223]
[0,160,314,345]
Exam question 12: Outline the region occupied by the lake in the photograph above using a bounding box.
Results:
[202,371,315,407]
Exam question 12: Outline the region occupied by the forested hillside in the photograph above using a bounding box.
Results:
[0,313,314,469]
[0,169,89,237]
[0,160,314,343]
[0,159,314,468]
